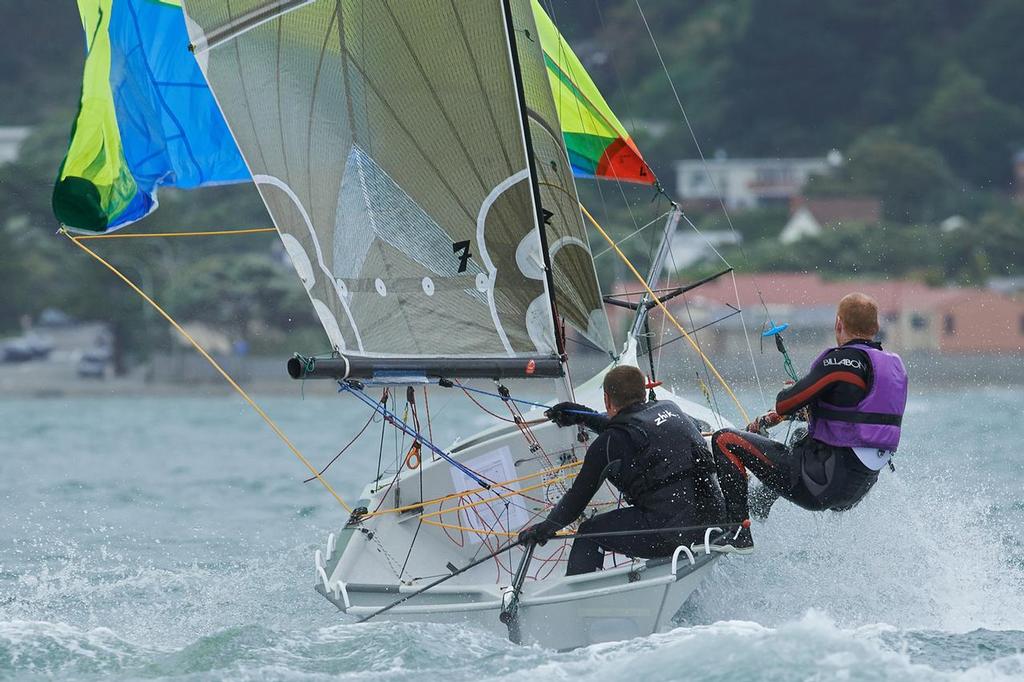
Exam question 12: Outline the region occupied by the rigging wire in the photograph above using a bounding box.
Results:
[62,229,352,512]
[634,0,774,408]
[341,381,493,489]
[542,0,648,324]
[458,384,518,423]
[591,210,671,260]
[661,231,725,429]
[580,204,751,424]
[303,402,378,482]
[70,227,277,240]
[676,209,767,407]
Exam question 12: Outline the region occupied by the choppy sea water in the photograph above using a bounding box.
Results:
[2,384,1023,680]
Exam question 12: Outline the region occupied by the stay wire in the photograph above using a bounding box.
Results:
[664,237,725,429]
[678,210,767,408]
[303,402,378,482]
[544,0,648,301]
[635,0,772,406]
[62,230,352,512]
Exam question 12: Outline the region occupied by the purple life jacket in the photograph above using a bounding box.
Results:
[806,342,908,451]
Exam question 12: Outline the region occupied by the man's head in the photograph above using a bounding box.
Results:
[602,365,647,417]
[835,292,880,345]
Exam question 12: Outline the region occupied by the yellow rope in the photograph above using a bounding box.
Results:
[73,227,278,240]
[62,204,747,524]
[418,472,576,519]
[62,229,351,512]
[362,459,583,518]
[579,203,751,424]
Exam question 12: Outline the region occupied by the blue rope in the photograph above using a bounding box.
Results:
[338,382,492,489]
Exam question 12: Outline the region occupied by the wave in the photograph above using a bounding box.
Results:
[2,614,1024,681]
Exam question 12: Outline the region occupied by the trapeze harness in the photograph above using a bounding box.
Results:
[712,340,908,517]
[547,400,724,575]
[806,341,908,469]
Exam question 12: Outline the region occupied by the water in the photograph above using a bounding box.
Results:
[2,385,1023,680]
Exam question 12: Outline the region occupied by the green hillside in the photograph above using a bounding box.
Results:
[1,0,1022,353]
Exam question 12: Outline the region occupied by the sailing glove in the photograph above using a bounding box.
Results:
[518,521,557,547]
[745,410,782,435]
[545,401,595,428]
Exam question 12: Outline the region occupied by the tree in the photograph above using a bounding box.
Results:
[959,0,1024,109]
[164,253,313,341]
[915,63,1024,188]
[821,132,958,223]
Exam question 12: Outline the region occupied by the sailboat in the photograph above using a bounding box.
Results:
[57,0,753,650]
[175,0,743,649]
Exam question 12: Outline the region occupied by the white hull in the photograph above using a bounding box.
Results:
[313,349,734,649]
[318,543,720,649]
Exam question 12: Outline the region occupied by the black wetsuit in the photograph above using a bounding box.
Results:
[712,339,883,521]
[542,400,725,575]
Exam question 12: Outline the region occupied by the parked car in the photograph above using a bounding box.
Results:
[1,334,54,363]
[76,348,112,379]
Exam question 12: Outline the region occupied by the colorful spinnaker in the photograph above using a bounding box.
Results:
[54,0,650,234]
[53,0,248,233]
[532,0,654,185]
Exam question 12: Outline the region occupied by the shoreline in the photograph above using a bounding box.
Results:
[3,351,1022,400]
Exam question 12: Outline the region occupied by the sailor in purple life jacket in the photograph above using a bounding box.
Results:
[705,293,908,554]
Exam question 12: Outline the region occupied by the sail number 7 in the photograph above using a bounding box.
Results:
[452,240,472,273]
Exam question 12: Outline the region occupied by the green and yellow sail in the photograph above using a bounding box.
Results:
[532,0,654,185]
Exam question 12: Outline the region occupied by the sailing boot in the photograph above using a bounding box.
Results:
[702,524,754,555]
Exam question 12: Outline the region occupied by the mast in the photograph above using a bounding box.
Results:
[501,0,565,359]
[629,206,681,341]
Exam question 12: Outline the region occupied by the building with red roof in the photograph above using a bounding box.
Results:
[607,273,1024,356]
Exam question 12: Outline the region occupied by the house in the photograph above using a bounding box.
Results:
[779,197,882,243]
[674,155,835,211]
[779,207,822,244]
[605,273,1024,357]
[685,273,1024,355]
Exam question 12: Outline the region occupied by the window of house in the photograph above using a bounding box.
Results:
[910,313,928,330]
[943,314,955,336]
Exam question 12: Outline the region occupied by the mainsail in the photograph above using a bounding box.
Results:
[180,0,613,368]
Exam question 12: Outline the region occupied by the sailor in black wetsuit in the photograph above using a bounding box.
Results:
[709,293,909,552]
[517,365,725,575]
